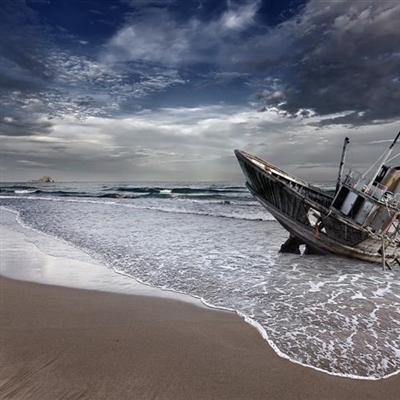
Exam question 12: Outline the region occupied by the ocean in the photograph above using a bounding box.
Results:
[1,181,399,380]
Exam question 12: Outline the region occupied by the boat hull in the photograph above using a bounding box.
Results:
[235,149,399,264]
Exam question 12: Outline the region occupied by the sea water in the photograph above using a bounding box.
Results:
[0,181,399,379]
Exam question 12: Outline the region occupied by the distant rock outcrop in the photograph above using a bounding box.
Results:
[28,176,54,183]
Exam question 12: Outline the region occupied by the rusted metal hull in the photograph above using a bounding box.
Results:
[235,149,399,264]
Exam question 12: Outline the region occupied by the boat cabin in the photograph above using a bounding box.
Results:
[331,164,400,235]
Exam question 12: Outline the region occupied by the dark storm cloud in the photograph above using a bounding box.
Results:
[0,115,53,137]
[103,0,400,126]
[238,0,400,125]
[103,1,261,66]
[0,0,54,93]
[0,0,66,132]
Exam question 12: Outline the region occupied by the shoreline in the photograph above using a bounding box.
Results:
[0,214,206,307]
[4,208,398,382]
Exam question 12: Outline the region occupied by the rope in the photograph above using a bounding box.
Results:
[385,152,400,164]
[362,150,387,178]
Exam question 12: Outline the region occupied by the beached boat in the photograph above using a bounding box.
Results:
[235,133,400,267]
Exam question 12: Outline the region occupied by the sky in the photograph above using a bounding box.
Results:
[0,0,399,182]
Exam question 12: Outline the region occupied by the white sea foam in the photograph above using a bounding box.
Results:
[14,189,37,194]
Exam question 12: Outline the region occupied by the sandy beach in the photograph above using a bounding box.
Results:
[1,275,399,400]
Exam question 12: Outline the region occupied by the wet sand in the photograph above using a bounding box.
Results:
[1,276,400,400]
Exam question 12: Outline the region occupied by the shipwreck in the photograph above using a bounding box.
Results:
[235,133,400,267]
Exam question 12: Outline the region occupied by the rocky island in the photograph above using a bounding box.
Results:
[28,176,54,183]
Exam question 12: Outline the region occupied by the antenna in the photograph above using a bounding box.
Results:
[389,131,400,149]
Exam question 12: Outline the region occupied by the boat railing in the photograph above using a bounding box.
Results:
[342,170,400,210]
[343,170,372,191]
[388,192,400,210]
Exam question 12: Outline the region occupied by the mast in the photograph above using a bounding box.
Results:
[335,137,350,194]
